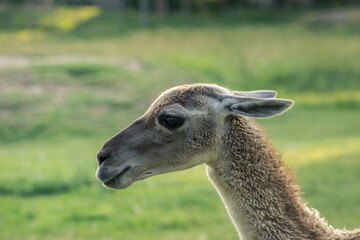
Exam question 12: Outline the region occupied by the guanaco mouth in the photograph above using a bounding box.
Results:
[103,165,131,185]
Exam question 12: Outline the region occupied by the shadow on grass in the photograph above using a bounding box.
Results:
[0,177,93,197]
[67,213,109,222]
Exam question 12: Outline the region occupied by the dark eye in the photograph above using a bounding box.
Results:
[158,115,185,129]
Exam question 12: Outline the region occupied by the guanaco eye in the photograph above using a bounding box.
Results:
[158,115,185,129]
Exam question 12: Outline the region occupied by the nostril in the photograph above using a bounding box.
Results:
[98,156,108,165]
[97,150,110,165]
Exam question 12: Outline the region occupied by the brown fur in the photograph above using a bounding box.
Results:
[207,115,360,239]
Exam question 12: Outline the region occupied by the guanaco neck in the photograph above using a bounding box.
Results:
[206,116,336,240]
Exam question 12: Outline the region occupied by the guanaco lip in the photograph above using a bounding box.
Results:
[103,165,131,184]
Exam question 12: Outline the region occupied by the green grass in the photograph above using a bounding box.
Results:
[0,6,359,240]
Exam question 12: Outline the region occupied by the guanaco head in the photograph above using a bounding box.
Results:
[96,84,293,189]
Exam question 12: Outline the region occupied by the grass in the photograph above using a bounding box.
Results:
[0,5,359,240]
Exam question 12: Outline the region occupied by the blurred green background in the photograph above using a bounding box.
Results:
[0,1,359,239]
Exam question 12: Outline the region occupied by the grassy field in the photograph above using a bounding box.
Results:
[0,6,360,240]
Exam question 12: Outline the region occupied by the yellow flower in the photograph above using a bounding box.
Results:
[39,6,101,32]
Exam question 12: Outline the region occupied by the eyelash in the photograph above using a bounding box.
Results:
[158,115,185,129]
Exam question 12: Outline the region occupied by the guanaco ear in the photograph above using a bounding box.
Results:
[231,90,277,98]
[221,96,294,118]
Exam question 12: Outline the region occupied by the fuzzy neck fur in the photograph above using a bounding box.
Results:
[206,116,359,240]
